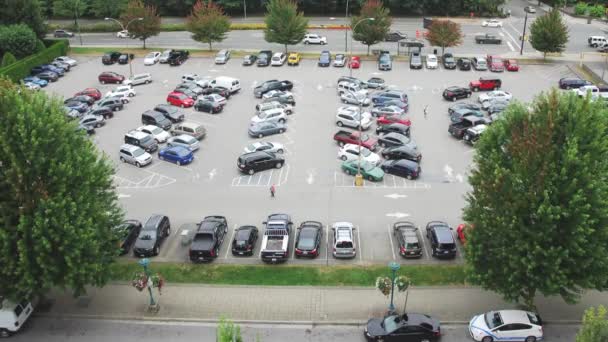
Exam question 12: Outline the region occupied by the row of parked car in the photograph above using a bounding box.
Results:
[21,56,79,90]
[101,49,190,66]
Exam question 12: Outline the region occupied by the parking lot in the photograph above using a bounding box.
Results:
[44,54,576,266]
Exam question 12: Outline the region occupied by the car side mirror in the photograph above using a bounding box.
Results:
[262,221,267,224]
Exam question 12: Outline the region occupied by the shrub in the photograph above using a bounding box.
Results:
[1,52,16,67]
[588,4,605,18]
[0,24,38,59]
[574,2,588,15]
[0,39,69,82]
[35,39,46,53]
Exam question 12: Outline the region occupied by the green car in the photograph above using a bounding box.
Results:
[341,160,384,182]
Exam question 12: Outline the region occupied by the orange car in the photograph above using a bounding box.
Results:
[348,56,361,69]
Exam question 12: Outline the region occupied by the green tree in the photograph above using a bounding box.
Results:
[0,0,47,39]
[120,0,161,49]
[574,2,588,15]
[217,316,243,342]
[264,0,308,53]
[53,0,88,25]
[90,0,127,18]
[0,78,123,301]
[529,8,569,59]
[0,24,38,59]
[463,90,608,310]
[35,39,46,53]
[351,0,392,55]
[588,4,605,18]
[425,20,463,56]
[1,52,16,67]
[186,0,231,51]
[577,306,608,342]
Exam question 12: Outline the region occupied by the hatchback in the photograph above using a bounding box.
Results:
[393,221,422,258]
[231,226,259,256]
[425,221,456,259]
[295,221,323,258]
[158,145,194,165]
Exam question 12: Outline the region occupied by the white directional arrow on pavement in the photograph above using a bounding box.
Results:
[384,193,407,199]
[208,168,217,180]
[386,212,410,218]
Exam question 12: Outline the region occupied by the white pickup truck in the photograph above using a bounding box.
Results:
[572,85,608,100]
[260,214,292,263]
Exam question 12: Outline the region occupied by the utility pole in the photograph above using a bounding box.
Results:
[243,0,247,19]
[520,11,528,55]
[344,0,349,53]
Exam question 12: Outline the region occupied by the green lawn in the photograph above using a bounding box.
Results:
[110,262,466,287]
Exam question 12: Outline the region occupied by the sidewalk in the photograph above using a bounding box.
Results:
[40,283,605,324]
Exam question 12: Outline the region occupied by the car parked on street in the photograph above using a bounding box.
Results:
[75,88,102,100]
[123,73,152,86]
[469,310,543,342]
[22,76,48,87]
[158,145,193,165]
[107,85,136,98]
[133,215,171,257]
[54,29,74,37]
[558,77,592,90]
[377,114,411,127]
[79,114,105,128]
[469,77,502,91]
[303,33,327,44]
[487,55,505,72]
[378,132,417,149]
[348,56,361,69]
[154,104,185,123]
[34,71,58,82]
[378,52,392,70]
[295,221,323,258]
[482,19,503,27]
[159,49,173,63]
[336,106,373,129]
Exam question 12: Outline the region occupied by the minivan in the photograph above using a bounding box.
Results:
[141,110,172,131]
[124,131,158,153]
[119,144,153,167]
[426,221,457,259]
[171,122,207,140]
[0,298,33,338]
[337,81,368,96]
[332,222,356,258]
[123,73,152,86]
[210,76,241,93]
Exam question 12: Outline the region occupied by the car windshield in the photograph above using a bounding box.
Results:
[139,231,157,240]
[145,53,156,58]
[493,58,503,64]
[150,127,163,135]
[405,242,420,249]
[485,311,503,329]
[132,148,145,157]
[379,55,390,63]
[297,230,316,249]
[360,148,371,157]
[336,241,353,248]
[246,144,257,151]
[382,316,399,333]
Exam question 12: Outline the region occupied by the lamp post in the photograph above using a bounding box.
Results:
[105,17,143,78]
[75,0,83,46]
[138,258,156,307]
[388,261,400,313]
[520,11,528,55]
[344,0,350,53]
[350,17,375,78]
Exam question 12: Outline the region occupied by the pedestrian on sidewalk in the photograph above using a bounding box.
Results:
[423,105,429,119]
[270,184,276,198]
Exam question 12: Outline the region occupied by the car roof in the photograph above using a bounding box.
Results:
[120,144,141,152]
[241,151,272,160]
[126,130,148,139]
[144,214,165,229]
[497,310,539,325]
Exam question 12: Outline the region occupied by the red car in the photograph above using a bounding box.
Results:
[377,114,412,127]
[504,59,519,72]
[456,223,472,245]
[75,88,102,100]
[98,72,125,84]
[166,91,194,108]
[469,77,502,91]
[348,56,361,69]
[486,55,504,72]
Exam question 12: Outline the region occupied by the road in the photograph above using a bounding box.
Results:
[13,317,580,342]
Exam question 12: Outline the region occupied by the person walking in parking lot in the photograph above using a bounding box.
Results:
[423,105,429,119]
[270,184,276,198]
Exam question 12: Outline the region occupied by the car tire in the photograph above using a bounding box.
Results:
[279,129,284,133]
[525,337,536,342]
[147,80,151,84]
[277,149,284,153]
[248,169,255,175]
[406,174,413,180]
[337,121,343,127]
[338,141,345,147]
[279,119,285,124]
[276,162,283,169]
[481,337,493,342]
[120,157,126,163]
[367,175,374,181]
[345,169,352,175]
[258,133,264,138]
[341,156,347,161]
[0,328,12,338]
[159,155,164,160]
[136,162,141,168]
[467,93,471,97]
[379,142,385,147]
[154,246,160,255]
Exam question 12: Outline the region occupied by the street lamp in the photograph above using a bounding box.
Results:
[138,258,157,307]
[388,261,401,314]
[105,17,143,78]
[344,0,350,53]
[520,11,528,55]
[75,0,83,46]
[350,17,375,78]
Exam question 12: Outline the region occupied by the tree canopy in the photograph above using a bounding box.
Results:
[264,0,308,53]
[0,24,38,59]
[90,0,128,18]
[464,90,608,310]
[0,0,47,39]
[186,0,231,51]
[120,0,161,49]
[577,306,608,342]
[0,79,123,300]
[529,8,569,58]
[53,0,88,25]
[351,0,391,55]
[425,20,463,56]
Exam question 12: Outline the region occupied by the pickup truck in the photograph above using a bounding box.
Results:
[254,80,294,98]
[333,130,379,151]
[448,116,490,139]
[475,34,502,44]
[189,215,228,262]
[260,213,292,263]
[572,85,608,99]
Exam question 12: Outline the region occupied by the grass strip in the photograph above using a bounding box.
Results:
[110,262,466,287]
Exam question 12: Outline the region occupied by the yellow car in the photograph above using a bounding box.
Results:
[287,52,301,66]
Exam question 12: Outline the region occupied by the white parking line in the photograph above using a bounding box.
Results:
[501,26,520,48]
[356,224,362,262]
[325,224,329,261]
[387,224,396,260]
[266,169,274,186]
[506,41,515,52]
[224,224,237,259]
[419,226,430,259]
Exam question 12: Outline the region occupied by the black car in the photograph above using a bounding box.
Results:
[295,221,323,258]
[365,313,441,342]
[558,77,592,90]
[393,221,422,258]
[65,95,95,106]
[202,86,231,99]
[442,86,472,101]
[376,123,410,137]
[154,104,185,123]
[257,50,272,66]
[448,102,482,115]
[381,145,422,162]
[168,50,189,66]
[114,219,142,255]
[118,53,134,64]
[194,98,224,114]
[36,71,58,82]
[231,225,259,256]
[102,51,122,65]
[318,51,331,67]
[442,53,456,69]
[378,132,412,148]
[237,151,284,175]
[243,54,258,66]
[177,82,204,95]
[385,31,407,42]
[425,221,456,259]
[88,106,114,119]
[133,215,171,257]
[457,58,471,71]
[381,159,421,180]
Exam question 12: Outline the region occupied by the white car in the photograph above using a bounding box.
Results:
[123,73,152,86]
[181,73,211,88]
[333,54,346,67]
[24,82,41,91]
[340,91,371,106]
[116,30,130,38]
[271,52,287,66]
[336,106,372,129]
[201,94,226,106]
[478,90,512,104]
[144,51,161,65]
[244,142,285,154]
[54,56,77,67]
[167,134,200,151]
[159,49,172,63]
[137,125,170,143]
[469,310,543,342]
[482,19,503,27]
[215,49,231,64]
[426,54,438,69]
[303,33,327,45]
[250,108,287,125]
[262,90,293,100]
[338,144,380,165]
[106,85,136,98]
[256,101,293,115]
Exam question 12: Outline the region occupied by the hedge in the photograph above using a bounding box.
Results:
[0,39,70,82]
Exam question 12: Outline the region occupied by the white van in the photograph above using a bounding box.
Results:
[337,81,368,96]
[588,36,607,47]
[0,298,33,337]
[210,76,241,94]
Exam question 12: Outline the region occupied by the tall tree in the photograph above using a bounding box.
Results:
[577,306,608,342]
[0,24,38,59]
[351,0,391,55]
[0,78,123,301]
[425,20,463,56]
[90,0,127,18]
[0,0,47,39]
[464,90,608,310]
[120,0,161,49]
[529,8,569,59]
[264,0,308,53]
[53,0,87,25]
[186,0,231,51]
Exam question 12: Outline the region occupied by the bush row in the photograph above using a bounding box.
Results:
[47,22,345,33]
[0,40,69,83]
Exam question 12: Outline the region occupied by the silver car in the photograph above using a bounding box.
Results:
[119,144,152,167]
[167,134,200,151]
[215,49,231,64]
[340,91,371,106]
[79,114,105,128]
[244,142,285,154]
[332,222,356,258]
[159,49,173,63]
[123,73,152,86]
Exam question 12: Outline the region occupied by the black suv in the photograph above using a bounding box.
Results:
[381,145,421,162]
[125,130,158,153]
[168,50,189,66]
[457,58,471,71]
[102,51,122,65]
[88,106,114,119]
[442,53,457,69]
[142,110,173,130]
[231,225,259,256]
[558,77,592,90]
[133,215,171,257]
[237,151,284,175]
[443,86,472,101]
[154,104,185,123]
[425,221,456,259]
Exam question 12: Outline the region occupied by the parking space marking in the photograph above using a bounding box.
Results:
[231,164,290,187]
[387,224,397,260]
[113,170,177,189]
[419,226,430,259]
[333,172,431,189]
[224,224,237,259]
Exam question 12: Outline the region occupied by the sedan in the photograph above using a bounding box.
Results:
[107,85,136,98]
[231,225,258,256]
[295,221,323,258]
[448,102,482,115]
[137,125,170,143]
[443,86,472,102]
[371,105,404,118]
[158,145,194,165]
[113,220,142,255]
[201,94,227,106]
[381,145,422,162]
[376,123,410,137]
[202,86,231,99]
[143,51,161,65]
[35,71,58,82]
[318,50,331,67]
[242,54,257,66]
[338,144,380,165]
[378,132,417,149]
[482,19,503,27]
[340,91,371,106]
[65,101,88,113]
[166,92,195,108]
[167,134,200,151]
[504,59,519,71]
[54,56,78,67]
[244,142,285,154]
[478,90,512,104]
[248,122,287,138]
[377,114,411,127]
[365,313,441,342]
[23,76,48,87]
[381,100,409,112]
[262,90,293,101]
[341,160,384,182]
[79,114,105,128]
[65,95,95,106]
[366,77,386,89]
[333,54,346,67]
[469,310,543,342]
[426,54,438,69]
[194,98,224,114]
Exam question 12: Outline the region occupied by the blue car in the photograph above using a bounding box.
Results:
[318,50,331,67]
[22,76,48,87]
[64,101,88,113]
[31,65,64,77]
[158,146,194,165]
